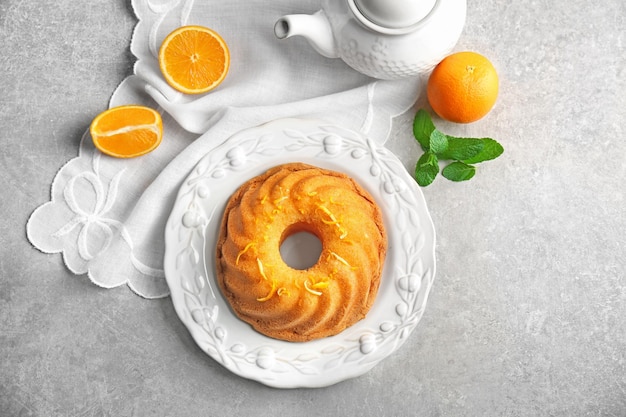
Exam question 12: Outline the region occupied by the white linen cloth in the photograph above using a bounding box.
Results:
[27,0,421,298]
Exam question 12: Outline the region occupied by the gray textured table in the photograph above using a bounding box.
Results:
[2,1,625,416]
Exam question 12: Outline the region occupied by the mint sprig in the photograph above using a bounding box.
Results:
[412,109,503,186]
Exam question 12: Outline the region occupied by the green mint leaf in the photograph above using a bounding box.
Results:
[437,137,484,161]
[442,161,476,182]
[414,151,439,187]
[429,130,448,154]
[413,109,436,151]
[462,138,504,164]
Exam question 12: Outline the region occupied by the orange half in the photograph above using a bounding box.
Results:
[158,25,230,95]
[90,105,163,158]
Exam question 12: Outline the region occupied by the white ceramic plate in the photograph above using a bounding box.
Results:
[163,118,436,388]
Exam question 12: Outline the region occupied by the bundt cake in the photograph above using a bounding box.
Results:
[215,163,387,342]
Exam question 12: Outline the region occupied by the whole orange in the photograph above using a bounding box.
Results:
[427,51,499,123]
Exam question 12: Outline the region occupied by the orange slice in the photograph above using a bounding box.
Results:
[158,25,230,95]
[90,105,163,158]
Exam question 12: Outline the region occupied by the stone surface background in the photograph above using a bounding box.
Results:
[1,0,624,416]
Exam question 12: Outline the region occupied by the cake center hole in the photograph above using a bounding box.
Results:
[280,231,322,270]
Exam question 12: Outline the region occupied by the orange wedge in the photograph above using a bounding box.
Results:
[158,25,230,95]
[90,105,163,158]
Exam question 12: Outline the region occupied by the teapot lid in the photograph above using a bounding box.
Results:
[350,0,438,33]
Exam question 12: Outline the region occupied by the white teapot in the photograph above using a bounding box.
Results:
[274,0,466,80]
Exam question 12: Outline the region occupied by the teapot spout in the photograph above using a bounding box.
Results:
[274,10,339,59]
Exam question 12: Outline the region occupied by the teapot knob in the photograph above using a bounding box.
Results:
[352,0,437,30]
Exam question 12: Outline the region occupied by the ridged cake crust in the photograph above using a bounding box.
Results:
[216,163,387,342]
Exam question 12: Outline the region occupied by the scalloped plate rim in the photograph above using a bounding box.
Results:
[163,117,436,388]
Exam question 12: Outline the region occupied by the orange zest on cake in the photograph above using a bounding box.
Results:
[215,163,387,342]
